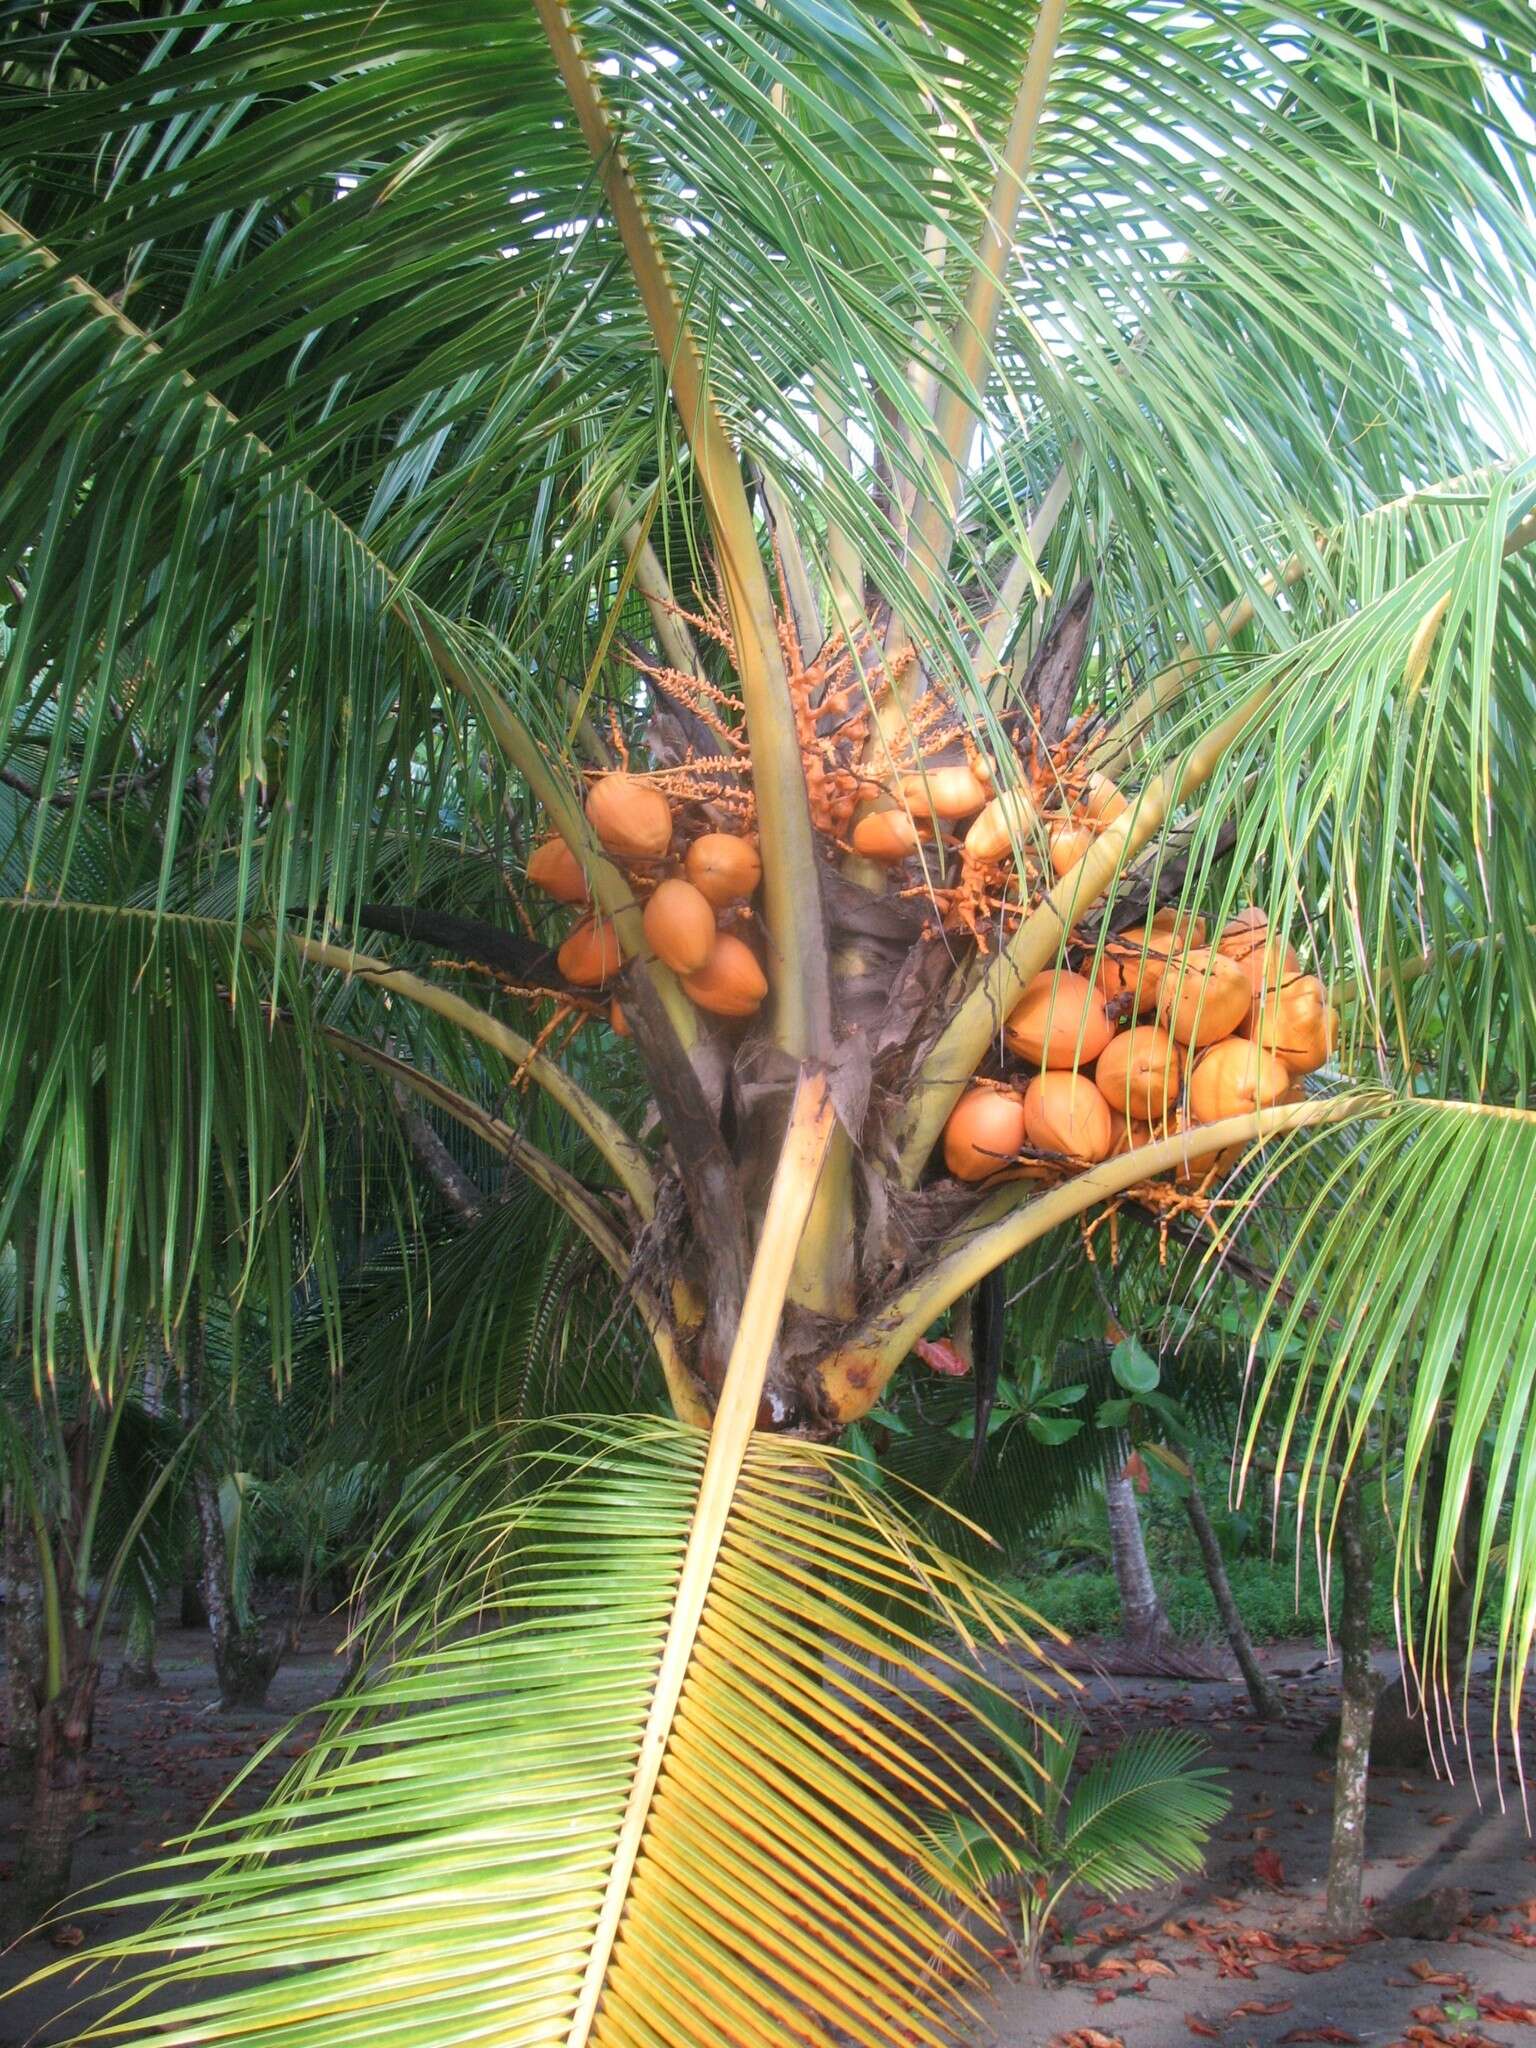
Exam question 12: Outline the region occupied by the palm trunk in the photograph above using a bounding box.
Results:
[118,1589,160,1690]
[1184,1478,1282,1719]
[179,1570,209,1629]
[1105,1466,1170,1649]
[11,1423,100,1934]
[1325,1473,1377,1937]
[13,1662,99,1930]
[3,1485,42,1780]
[392,1082,485,1222]
[192,1461,282,1709]
[179,1319,282,1711]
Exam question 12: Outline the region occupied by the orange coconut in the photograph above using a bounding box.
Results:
[1049,820,1095,877]
[684,831,761,907]
[527,836,588,905]
[852,805,924,862]
[943,1086,1028,1182]
[1004,970,1114,1069]
[1106,1108,1155,1157]
[1156,947,1253,1047]
[964,788,1038,862]
[681,932,767,1019]
[557,917,622,988]
[1187,1037,1293,1124]
[900,763,988,821]
[585,773,673,862]
[1243,973,1337,1074]
[1095,925,1183,1011]
[1148,907,1207,946]
[1093,1025,1183,1124]
[1023,1072,1112,1163]
[609,999,630,1039]
[1082,773,1129,823]
[1216,914,1301,999]
[642,877,717,976]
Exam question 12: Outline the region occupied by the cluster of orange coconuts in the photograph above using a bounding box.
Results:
[942,906,1339,1184]
[526,773,766,1026]
[848,754,1128,880]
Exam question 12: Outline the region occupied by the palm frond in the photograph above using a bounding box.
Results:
[1059,1729,1228,1896]
[38,1418,1070,2048]
[0,896,399,1380]
[1237,1099,1536,1763]
[1136,464,1536,1085]
[319,1191,656,1458]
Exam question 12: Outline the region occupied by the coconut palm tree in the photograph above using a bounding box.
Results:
[3,1,1535,2041]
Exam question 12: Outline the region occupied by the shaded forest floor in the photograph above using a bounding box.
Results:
[0,1618,350,2045]
[0,1630,1532,2046]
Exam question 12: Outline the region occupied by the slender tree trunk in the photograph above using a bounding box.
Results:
[3,1486,43,1780]
[118,1353,165,1689]
[392,1085,485,1222]
[1184,1478,1282,1720]
[179,1320,282,1711]
[1105,1466,1170,1649]
[117,1590,160,1690]
[1326,1473,1377,1937]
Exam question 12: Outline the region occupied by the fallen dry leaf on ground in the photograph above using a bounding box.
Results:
[1252,1847,1287,1889]
[1277,2029,1360,2044]
[1477,1992,1536,2023]
[1058,1958,1141,1983]
[1184,2019,1221,2039]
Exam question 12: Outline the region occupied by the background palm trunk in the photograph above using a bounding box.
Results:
[1184,1479,1282,1719]
[118,1591,160,1690]
[1326,1473,1377,1936]
[179,1320,282,1711]
[1105,1466,1170,1650]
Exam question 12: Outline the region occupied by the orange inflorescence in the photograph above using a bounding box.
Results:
[429,959,607,1070]
[1080,1178,1235,1271]
[784,618,896,839]
[909,854,1038,950]
[643,757,756,823]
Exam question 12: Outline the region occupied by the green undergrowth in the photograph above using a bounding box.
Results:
[1007,1555,1402,1647]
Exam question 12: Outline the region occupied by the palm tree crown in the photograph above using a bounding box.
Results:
[2,2,1535,2042]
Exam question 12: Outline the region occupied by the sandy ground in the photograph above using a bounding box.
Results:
[978,1650,1536,2048]
[0,1629,1533,2047]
